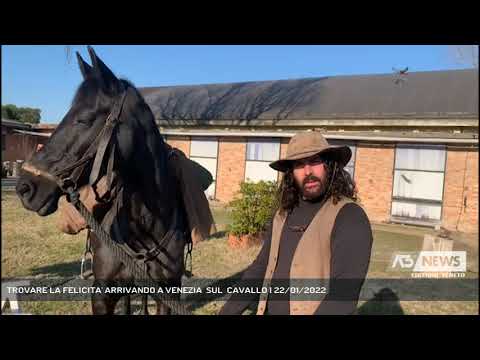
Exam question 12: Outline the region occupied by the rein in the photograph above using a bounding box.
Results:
[21,89,193,314]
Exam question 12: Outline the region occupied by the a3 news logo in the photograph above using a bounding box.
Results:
[390,251,467,273]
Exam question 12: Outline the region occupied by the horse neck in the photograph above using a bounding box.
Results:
[127,133,176,224]
[125,186,176,241]
[116,96,178,232]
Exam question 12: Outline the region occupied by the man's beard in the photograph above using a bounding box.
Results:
[296,174,327,200]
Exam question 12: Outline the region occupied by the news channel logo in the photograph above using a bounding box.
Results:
[389,251,467,278]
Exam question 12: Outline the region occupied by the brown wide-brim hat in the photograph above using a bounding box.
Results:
[270,131,352,172]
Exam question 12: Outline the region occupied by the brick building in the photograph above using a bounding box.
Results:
[141,69,478,233]
[5,69,478,233]
[1,119,50,163]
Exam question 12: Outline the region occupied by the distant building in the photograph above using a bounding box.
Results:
[13,69,478,233]
[1,119,50,162]
[142,69,479,232]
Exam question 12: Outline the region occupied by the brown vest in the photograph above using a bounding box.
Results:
[256,197,354,315]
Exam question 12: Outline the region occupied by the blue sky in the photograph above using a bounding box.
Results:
[1,45,473,123]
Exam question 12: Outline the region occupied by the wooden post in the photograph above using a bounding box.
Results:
[11,161,18,177]
[422,234,454,252]
[1,280,31,315]
[421,234,454,278]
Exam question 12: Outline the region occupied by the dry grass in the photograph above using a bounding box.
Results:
[2,192,86,278]
[2,191,478,315]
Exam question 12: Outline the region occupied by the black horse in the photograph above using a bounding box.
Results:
[16,46,189,315]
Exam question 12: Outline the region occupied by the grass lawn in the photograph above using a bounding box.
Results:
[2,191,478,315]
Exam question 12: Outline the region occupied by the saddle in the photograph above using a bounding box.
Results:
[56,146,217,243]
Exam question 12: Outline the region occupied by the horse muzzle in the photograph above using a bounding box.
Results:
[16,166,61,216]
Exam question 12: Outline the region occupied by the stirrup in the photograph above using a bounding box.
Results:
[80,252,94,279]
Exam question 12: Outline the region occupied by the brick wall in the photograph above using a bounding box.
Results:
[161,134,480,234]
[442,147,479,233]
[166,136,190,157]
[2,133,46,162]
[354,143,395,223]
[215,137,246,203]
[279,138,290,158]
[277,138,291,182]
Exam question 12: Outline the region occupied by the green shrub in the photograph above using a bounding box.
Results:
[228,180,279,236]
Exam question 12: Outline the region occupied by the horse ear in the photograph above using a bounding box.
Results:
[76,52,93,79]
[87,46,120,92]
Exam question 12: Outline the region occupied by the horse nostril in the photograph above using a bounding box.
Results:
[16,180,33,199]
[19,184,30,196]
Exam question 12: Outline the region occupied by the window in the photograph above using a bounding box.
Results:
[245,138,280,183]
[391,144,446,223]
[189,137,218,199]
[328,140,356,178]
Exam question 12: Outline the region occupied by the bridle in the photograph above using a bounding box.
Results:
[23,89,128,203]
[21,87,192,276]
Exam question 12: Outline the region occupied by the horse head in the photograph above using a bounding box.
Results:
[16,46,173,219]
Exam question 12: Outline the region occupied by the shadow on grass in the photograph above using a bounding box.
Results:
[31,260,82,278]
[357,288,405,315]
[206,230,228,240]
[29,259,249,314]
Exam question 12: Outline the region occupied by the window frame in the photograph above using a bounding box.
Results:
[328,139,357,178]
[189,137,219,200]
[390,143,447,224]
[244,138,281,183]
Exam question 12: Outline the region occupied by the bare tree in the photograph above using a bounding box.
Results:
[65,45,72,64]
[448,45,479,68]
[65,45,85,64]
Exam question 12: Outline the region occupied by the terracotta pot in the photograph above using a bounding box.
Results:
[240,234,251,249]
[228,232,264,249]
[228,233,241,249]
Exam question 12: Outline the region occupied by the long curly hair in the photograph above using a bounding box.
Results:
[277,159,358,215]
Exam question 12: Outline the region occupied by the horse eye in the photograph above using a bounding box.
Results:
[75,117,92,126]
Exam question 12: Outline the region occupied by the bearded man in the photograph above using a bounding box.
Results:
[220,131,373,315]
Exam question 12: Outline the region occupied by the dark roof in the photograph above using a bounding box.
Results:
[139,69,478,122]
[1,119,32,130]
[12,129,51,137]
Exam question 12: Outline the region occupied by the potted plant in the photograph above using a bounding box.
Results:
[228,180,278,249]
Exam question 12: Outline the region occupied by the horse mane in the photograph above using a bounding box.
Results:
[122,81,174,196]
[69,75,177,227]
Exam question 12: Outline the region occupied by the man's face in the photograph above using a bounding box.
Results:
[292,154,328,200]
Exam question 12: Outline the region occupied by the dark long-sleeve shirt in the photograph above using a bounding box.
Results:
[219,197,373,315]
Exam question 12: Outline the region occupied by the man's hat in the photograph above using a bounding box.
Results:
[269,131,352,172]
